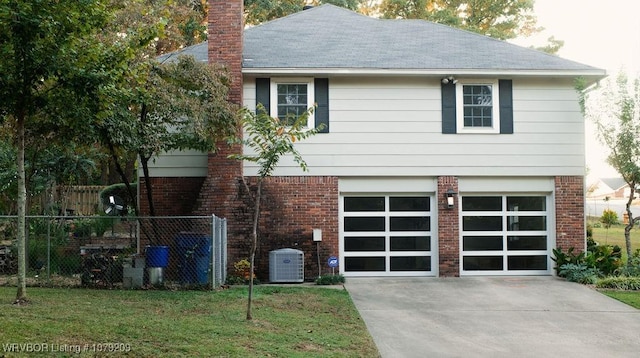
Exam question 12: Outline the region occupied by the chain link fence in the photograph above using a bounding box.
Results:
[0,215,226,290]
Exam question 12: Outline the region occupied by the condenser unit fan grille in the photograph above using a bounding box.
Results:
[269,248,304,283]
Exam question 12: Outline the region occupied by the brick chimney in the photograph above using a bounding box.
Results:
[195,1,246,231]
[208,0,243,105]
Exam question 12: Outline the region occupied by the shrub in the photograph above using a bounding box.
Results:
[596,276,640,290]
[558,263,599,284]
[585,244,623,276]
[226,259,258,285]
[551,247,585,274]
[616,249,640,276]
[600,209,619,229]
[315,274,345,285]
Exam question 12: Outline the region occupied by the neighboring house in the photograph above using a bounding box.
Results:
[145,2,606,278]
[587,177,630,199]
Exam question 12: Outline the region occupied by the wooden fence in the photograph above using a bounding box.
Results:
[56,185,106,215]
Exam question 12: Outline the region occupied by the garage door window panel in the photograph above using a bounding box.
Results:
[345,257,385,272]
[463,256,503,271]
[463,236,502,251]
[391,256,430,271]
[508,255,547,270]
[390,216,430,231]
[463,216,502,231]
[344,217,385,232]
[344,197,385,212]
[507,236,546,250]
[391,236,430,251]
[344,237,385,252]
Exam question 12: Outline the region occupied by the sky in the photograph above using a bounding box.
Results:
[514,0,640,181]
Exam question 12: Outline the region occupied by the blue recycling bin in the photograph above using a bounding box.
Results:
[175,233,211,284]
[145,246,169,268]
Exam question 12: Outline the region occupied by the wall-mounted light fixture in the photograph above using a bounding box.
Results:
[441,76,458,85]
[445,188,457,209]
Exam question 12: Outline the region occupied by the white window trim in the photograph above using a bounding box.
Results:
[270,77,315,128]
[455,79,500,134]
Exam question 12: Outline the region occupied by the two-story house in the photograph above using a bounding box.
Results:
[147,2,605,279]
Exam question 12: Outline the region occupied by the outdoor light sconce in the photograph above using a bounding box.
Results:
[441,76,458,84]
[445,188,457,209]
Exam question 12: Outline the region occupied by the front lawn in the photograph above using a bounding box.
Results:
[599,290,640,309]
[0,286,378,357]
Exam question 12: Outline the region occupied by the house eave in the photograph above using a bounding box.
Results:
[242,67,606,82]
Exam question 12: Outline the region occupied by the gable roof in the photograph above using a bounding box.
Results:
[598,177,628,191]
[161,4,605,80]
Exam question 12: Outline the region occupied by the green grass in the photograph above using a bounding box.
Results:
[599,290,640,309]
[0,286,378,357]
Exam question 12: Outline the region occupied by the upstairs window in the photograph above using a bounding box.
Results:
[270,78,315,127]
[441,79,512,135]
[456,80,500,133]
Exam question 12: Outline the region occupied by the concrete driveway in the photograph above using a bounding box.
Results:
[345,277,640,358]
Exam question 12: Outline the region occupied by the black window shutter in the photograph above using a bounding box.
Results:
[499,79,513,134]
[255,78,270,115]
[441,82,457,134]
[315,78,329,133]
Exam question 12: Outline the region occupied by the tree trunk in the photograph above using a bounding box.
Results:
[246,179,262,320]
[16,115,27,303]
[624,192,635,265]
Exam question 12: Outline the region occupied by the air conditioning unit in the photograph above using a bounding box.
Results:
[269,248,304,283]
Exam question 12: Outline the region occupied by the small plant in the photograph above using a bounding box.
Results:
[551,247,585,274]
[558,263,599,284]
[596,276,640,290]
[585,244,623,276]
[600,209,619,226]
[225,259,258,285]
[616,249,640,277]
[315,274,345,285]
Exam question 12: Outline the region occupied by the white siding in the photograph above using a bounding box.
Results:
[243,77,585,177]
[142,150,208,177]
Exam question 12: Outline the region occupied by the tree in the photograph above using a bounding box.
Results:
[231,106,322,320]
[587,72,640,263]
[244,0,364,25]
[105,0,208,56]
[0,0,110,303]
[94,55,238,223]
[379,0,541,40]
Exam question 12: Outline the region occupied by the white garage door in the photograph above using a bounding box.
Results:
[460,195,552,275]
[340,195,435,276]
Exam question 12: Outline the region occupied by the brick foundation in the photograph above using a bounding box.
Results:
[555,176,586,252]
[251,176,339,281]
[139,177,205,216]
[438,176,460,277]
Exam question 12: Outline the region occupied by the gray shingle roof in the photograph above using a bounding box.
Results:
[160,4,604,77]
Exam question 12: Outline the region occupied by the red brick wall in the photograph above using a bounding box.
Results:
[555,176,586,252]
[139,177,205,216]
[197,175,338,281]
[230,176,339,281]
[438,176,460,277]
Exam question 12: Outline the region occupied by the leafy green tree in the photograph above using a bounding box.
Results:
[379,0,541,40]
[587,72,640,264]
[231,105,322,320]
[105,0,208,56]
[94,55,239,221]
[244,0,364,25]
[0,0,111,303]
